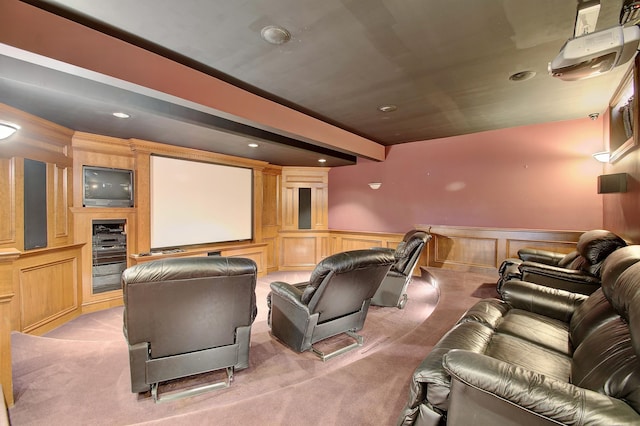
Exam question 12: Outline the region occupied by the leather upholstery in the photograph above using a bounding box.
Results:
[496,229,626,295]
[122,256,257,393]
[398,245,640,426]
[268,249,394,354]
[371,230,431,308]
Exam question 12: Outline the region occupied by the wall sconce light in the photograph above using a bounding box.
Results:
[592,151,610,162]
[368,182,382,190]
[0,123,19,140]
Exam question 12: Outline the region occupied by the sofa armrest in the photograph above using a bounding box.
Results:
[518,261,600,295]
[517,248,565,265]
[500,280,588,322]
[443,350,640,426]
[269,281,306,309]
[268,281,314,352]
[397,321,494,425]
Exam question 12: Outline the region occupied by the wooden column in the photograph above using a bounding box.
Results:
[0,248,20,407]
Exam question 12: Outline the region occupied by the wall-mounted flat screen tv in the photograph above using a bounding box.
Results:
[83,165,134,207]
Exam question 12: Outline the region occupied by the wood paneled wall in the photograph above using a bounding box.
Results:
[0,103,76,407]
[421,225,581,273]
[261,166,282,272]
[281,227,582,275]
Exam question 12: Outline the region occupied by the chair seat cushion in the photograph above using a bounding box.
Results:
[485,333,572,382]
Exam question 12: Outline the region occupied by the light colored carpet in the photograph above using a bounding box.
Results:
[9,270,449,426]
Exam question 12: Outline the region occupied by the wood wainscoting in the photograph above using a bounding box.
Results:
[418,225,582,274]
[277,227,582,275]
[277,230,405,271]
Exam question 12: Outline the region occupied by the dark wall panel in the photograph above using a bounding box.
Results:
[24,158,47,250]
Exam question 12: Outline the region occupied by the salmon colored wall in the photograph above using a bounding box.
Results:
[329,118,606,233]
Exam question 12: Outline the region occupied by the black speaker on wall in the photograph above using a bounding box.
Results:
[24,158,47,250]
[597,173,628,194]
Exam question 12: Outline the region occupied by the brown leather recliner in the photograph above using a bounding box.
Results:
[398,244,640,425]
[268,249,394,361]
[497,229,627,295]
[122,256,257,402]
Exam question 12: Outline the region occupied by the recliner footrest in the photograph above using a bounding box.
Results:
[311,330,363,361]
[151,367,234,403]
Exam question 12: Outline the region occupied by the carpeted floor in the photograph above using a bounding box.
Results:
[8,268,498,426]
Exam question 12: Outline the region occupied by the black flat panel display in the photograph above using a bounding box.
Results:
[24,158,47,250]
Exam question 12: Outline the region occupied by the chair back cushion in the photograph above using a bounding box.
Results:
[570,246,640,411]
[394,231,430,274]
[123,257,257,359]
[301,249,394,322]
[574,230,627,275]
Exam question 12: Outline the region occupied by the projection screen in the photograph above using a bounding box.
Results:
[150,155,253,249]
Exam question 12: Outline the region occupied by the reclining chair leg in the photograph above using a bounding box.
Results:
[311,330,364,362]
[151,367,234,403]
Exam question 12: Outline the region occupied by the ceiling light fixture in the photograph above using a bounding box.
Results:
[588,112,599,120]
[508,71,536,82]
[260,25,291,45]
[368,182,382,190]
[0,123,19,140]
[318,158,327,163]
[112,112,130,119]
[592,151,610,162]
[248,143,258,148]
[378,105,398,113]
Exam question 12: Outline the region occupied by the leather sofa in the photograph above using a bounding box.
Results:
[371,230,431,309]
[268,249,394,360]
[497,229,627,295]
[398,244,640,425]
[122,256,257,402]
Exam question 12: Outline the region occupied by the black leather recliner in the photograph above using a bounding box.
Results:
[497,229,627,295]
[267,249,394,361]
[371,230,431,309]
[122,256,257,402]
[398,244,640,425]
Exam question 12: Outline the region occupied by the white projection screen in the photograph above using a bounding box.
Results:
[150,155,253,249]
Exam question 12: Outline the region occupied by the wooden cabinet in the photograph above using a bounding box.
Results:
[280,167,329,231]
[72,208,136,312]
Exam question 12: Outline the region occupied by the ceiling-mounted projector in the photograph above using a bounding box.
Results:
[549,25,640,81]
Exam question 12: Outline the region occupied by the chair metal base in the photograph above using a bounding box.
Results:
[311,330,364,361]
[150,367,234,403]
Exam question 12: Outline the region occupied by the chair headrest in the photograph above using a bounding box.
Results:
[301,249,395,304]
[576,230,627,265]
[122,256,257,286]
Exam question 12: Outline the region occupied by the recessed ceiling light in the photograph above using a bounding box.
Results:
[112,112,130,119]
[318,158,327,163]
[378,104,398,113]
[261,25,291,45]
[508,71,536,82]
[248,143,259,148]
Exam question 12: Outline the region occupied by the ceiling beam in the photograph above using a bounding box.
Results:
[0,0,386,161]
